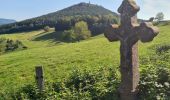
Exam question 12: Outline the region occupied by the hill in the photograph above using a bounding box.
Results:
[43,2,118,17]
[0,18,16,25]
[0,23,170,99]
[0,3,119,35]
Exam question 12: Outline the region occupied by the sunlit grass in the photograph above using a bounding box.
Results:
[0,24,170,94]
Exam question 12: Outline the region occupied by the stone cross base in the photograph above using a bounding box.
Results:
[119,91,138,100]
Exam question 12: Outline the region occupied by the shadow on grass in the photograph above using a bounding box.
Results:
[32,31,80,43]
[32,31,99,43]
[33,31,63,42]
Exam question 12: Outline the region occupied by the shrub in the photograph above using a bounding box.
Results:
[63,68,120,99]
[139,51,170,100]
[5,64,170,100]
[156,44,170,54]
[0,38,27,54]
[62,30,77,42]
[9,67,120,100]
[52,67,120,99]
[44,26,50,32]
[74,21,91,41]
[61,21,92,42]
[139,67,170,100]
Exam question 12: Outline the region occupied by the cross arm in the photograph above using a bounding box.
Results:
[135,22,159,43]
[104,24,121,42]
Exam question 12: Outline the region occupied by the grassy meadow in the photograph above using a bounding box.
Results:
[0,24,170,98]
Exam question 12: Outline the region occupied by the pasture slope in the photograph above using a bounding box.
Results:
[0,24,170,95]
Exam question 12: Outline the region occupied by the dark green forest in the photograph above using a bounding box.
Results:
[0,3,119,35]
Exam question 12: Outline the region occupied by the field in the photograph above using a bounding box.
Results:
[0,24,170,98]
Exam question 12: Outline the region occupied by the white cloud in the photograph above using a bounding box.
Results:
[138,0,170,20]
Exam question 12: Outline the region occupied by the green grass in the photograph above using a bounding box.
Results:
[0,25,170,94]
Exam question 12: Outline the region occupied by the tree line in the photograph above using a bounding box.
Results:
[0,14,119,35]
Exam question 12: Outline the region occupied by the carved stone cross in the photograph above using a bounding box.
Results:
[104,0,159,99]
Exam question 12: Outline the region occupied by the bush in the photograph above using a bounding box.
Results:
[156,44,170,54]
[138,46,170,100]
[74,21,91,41]
[4,64,170,100]
[0,38,27,54]
[61,21,92,42]
[44,26,50,32]
[8,67,120,100]
[60,68,120,99]
[62,30,77,42]
[139,67,170,100]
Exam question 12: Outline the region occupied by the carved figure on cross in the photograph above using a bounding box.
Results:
[104,0,159,99]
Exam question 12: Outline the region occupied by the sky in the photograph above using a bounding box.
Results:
[0,0,170,21]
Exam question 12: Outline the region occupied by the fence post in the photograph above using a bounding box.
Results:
[35,66,44,92]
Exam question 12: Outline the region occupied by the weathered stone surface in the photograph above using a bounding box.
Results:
[104,0,159,99]
[136,22,159,42]
[35,66,44,92]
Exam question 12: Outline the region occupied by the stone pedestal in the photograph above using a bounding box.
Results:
[119,91,138,100]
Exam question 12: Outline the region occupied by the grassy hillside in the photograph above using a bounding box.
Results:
[0,24,170,97]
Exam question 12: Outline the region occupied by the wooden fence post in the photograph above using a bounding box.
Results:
[35,66,44,92]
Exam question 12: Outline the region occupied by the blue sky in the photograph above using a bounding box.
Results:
[0,0,169,21]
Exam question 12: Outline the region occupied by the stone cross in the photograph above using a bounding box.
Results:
[35,66,44,92]
[104,0,159,99]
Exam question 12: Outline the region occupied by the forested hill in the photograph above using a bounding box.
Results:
[43,3,118,17]
[0,18,16,25]
[0,2,119,35]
